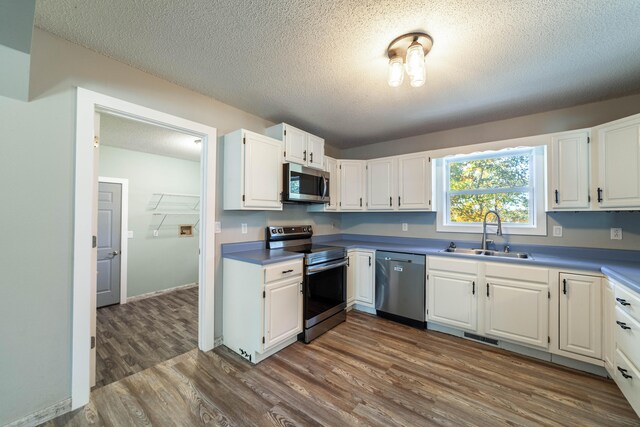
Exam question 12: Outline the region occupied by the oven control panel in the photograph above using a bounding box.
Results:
[267,225,313,241]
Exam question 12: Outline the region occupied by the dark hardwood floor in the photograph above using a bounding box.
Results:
[47,311,639,426]
[93,286,198,389]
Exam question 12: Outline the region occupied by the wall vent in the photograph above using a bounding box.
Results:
[463,332,498,346]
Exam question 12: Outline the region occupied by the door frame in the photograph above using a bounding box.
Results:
[98,177,129,305]
[72,88,217,409]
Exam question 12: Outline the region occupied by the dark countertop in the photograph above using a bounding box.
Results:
[221,235,640,293]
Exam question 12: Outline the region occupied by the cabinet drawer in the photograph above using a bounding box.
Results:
[615,307,640,367]
[264,260,303,283]
[428,256,477,275]
[615,285,640,324]
[615,349,640,414]
[485,262,548,283]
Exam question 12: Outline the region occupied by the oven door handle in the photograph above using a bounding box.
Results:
[305,259,348,275]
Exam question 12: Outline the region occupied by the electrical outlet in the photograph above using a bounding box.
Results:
[611,228,622,240]
[153,229,159,237]
[402,223,408,232]
[127,230,134,239]
[241,223,248,234]
[552,226,563,237]
[214,221,221,233]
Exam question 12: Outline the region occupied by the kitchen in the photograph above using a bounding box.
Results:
[0,2,640,425]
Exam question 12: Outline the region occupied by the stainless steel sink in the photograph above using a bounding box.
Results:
[442,247,531,259]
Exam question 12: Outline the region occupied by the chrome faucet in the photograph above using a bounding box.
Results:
[481,210,503,250]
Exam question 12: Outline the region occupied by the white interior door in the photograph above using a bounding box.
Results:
[96,182,122,308]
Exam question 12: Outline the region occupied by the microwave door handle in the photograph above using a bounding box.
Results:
[322,176,328,199]
[318,177,325,199]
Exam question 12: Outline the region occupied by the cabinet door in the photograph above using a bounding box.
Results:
[346,251,356,306]
[485,278,549,348]
[263,277,303,350]
[307,134,325,170]
[355,251,374,306]
[283,124,308,166]
[595,114,640,208]
[244,133,283,209]
[550,131,590,209]
[559,274,602,359]
[340,160,366,210]
[325,156,339,211]
[428,271,477,331]
[603,280,615,376]
[367,158,396,210]
[398,152,431,210]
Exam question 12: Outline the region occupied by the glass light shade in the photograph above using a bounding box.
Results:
[405,41,425,78]
[409,64,426,87]
[387,56,404,87]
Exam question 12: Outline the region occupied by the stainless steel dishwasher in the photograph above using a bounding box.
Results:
[375,251,426,327]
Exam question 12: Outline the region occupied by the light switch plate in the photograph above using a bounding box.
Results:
[552,226,563,237]
[402,223,408,232]
[153,229,159,237]
[214,221,221,233]
[241,223,248,234]
[127,230,134,239]
[611,228,622,240]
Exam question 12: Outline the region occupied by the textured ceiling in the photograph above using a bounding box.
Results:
[101,113,201,162]
[35,1,640,149]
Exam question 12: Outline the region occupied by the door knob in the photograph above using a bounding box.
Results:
[110,250,120,256]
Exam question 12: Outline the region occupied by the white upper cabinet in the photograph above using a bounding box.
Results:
[307,133,325,169]
[340,160,366,210]
[398,152,432,210]
[367,157,396,210]
[266,123,325,170]
[593,113,640,209]
[223,129,283,210]
[549,130,591,210]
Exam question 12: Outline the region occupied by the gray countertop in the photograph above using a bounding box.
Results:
[221,235,640,293]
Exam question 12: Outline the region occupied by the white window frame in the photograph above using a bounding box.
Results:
[436,146,547,236]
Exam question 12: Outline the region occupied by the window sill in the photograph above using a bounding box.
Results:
[436,223,547,236]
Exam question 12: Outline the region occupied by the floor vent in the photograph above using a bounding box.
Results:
[463,332,498,346]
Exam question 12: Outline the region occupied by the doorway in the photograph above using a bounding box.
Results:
[93,113,203,388]
[72,88,217,409]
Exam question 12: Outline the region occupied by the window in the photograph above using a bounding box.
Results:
[436,146,547,235]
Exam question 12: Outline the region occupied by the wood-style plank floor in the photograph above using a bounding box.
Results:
[47,311,639,426]
[93,286,198,389]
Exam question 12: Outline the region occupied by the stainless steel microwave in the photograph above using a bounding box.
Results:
[282,163,330,204]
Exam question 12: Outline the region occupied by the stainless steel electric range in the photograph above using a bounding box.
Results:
[266,225,347,343]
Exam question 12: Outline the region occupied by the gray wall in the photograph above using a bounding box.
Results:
[99,146,200,297]
[339,95,640,251]
[0,28,339,425]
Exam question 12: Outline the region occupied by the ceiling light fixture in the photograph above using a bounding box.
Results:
[387,32,433,88]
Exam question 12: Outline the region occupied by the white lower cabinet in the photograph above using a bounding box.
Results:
[347,249,375,308]
[346,251,356,307]
[223,258,303,363]
[485,277,549,349]
[428,257,478,332]
[603,279,616,376]
[613,282,640,416]
[559,273,602,359]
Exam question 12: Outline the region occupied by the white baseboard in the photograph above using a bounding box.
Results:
[126,282,198,303]
[214,337,223,348]
[6,398,71,427]
[353,304,376,315]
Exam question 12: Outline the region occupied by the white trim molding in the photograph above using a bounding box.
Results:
[73,87,217,410]
[5,399,71,427]
[127,282,197,303]
[98,176,129,305]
